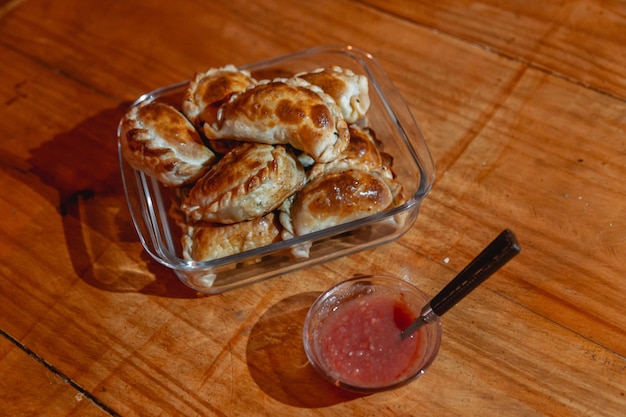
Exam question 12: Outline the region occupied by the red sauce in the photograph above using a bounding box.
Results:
[316,293,422,388]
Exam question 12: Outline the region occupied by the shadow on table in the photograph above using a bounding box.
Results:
[26,103,198,299]
[246,292,366,407]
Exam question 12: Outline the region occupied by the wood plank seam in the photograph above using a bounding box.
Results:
[0,328,121,417]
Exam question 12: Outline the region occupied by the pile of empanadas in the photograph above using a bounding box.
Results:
[119,64,405,262]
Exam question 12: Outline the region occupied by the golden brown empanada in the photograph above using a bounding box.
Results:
[345,125,385,167]
[307,125,386,180]
[290,168,394,236]
[342,126,406,205]
[182,65,256,128]
[181,143,306,223]
[181,213,281,262]
[120,101,216,187]
[296,66,370,123]
[203,78,350,163]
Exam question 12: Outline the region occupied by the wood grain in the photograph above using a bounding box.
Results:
[0,0,625,415]
[364,0,626,99]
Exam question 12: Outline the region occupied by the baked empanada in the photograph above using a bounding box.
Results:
[296,66,370,123]
[307,125,386,180]
[182,65,256,127]
[181,143,306,223]
[290,168,394,236]
[344,125,385,167]
[342,126,406,205]
[182,213,281,262]
[203,78,350,163]
[120,101,216,187]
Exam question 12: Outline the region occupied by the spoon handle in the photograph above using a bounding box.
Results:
[430,229,521,317]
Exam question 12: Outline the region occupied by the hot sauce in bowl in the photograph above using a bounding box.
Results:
[303,275,442,393]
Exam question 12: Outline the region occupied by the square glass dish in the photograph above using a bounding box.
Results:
[118,45,435,294]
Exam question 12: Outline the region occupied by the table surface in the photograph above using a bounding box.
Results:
[1,0,625,416]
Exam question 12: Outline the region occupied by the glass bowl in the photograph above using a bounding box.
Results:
[117,45,435,294]
[302,275,442,393]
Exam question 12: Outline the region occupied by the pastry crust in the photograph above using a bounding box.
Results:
[181,143,306,223]
[182,213,281,262]
[120,101,216,186]
[296,66,370,123]
[307,125,386,181]
[182,65,256,128]
[290,168,393,236]
[205,138,247,155]
[344,125,385,168]
[203,78,350,163]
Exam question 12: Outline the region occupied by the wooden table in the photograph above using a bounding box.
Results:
[1,0,624,415]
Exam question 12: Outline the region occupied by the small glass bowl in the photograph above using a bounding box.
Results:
[302,275,442,393]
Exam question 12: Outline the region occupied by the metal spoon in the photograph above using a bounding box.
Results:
[401,229,521,339]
